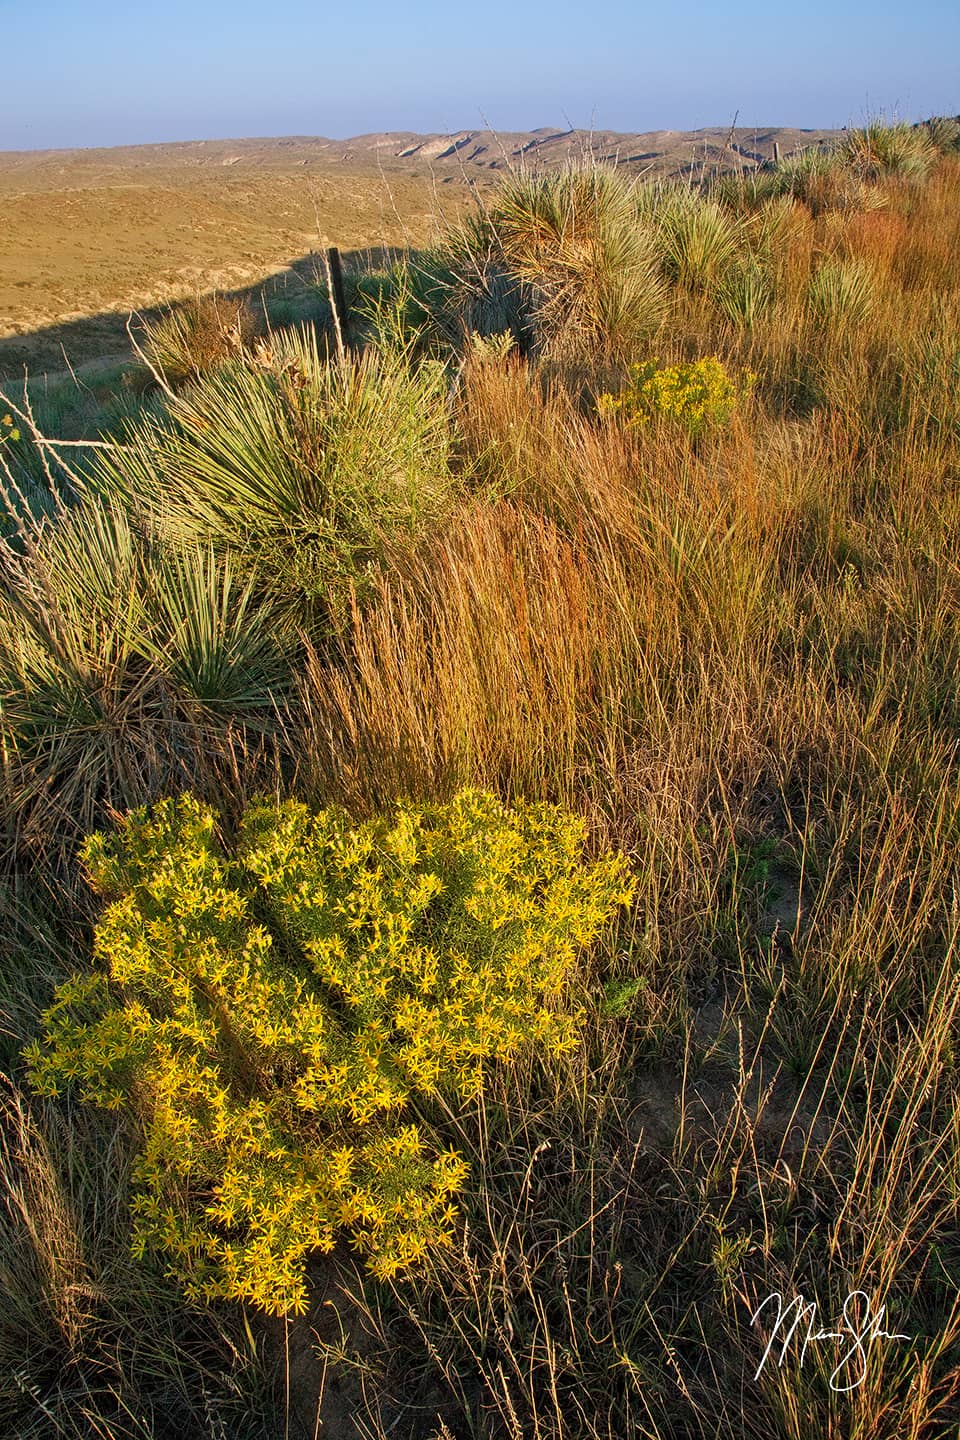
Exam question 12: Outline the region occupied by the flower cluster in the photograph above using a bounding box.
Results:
[25,790,634,1315]
[1,413,20,445]
[598,356,752,436]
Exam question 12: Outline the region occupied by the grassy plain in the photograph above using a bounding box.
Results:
[0,145,464,377]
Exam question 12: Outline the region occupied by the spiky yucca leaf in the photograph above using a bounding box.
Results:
[839,122,938,180]
[488,165,667,364]
[719,262,772,329]
[807,258,879,328]
[93,328,455,608]
[923,115,960,153]
[140,544,291,710]
[657,192,745,293]
[397,219,534,357]
[0,500,292,851]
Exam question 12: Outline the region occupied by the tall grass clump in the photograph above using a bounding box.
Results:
[139,293,260,387]
[0,1078,281,1440]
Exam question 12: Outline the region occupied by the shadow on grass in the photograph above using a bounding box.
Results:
[0,245,420,387]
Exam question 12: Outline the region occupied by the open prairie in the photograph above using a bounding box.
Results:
[0,126,837,377]
[0,147,460,377]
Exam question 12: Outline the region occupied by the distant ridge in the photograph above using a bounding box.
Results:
[0,125,841,181]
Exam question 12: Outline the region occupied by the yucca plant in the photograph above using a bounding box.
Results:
[922,115,960,153]
[0,501,160,845]
[839,122,938,181]
[719,261,772,329]
[708,168,786,212]
[396,220,535,358]
[807,257,879,329]
[139,542,292,711]
[768,145,838,193]
[745,194,808,260]
[0,499,291,852]
[93,327,456,616]
[760,145,886,215]
[656,191,745,294]
[480,165,668,365]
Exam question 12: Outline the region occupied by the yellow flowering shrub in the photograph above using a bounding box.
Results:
[597,356,753,435]
[25,790,634,1316]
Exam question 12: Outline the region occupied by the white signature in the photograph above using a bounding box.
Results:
[750,1291,910,1392]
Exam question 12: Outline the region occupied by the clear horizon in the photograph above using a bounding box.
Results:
[2,0,957,152]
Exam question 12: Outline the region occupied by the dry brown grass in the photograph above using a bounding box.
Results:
[271,159,960,1437]
[0,158,467,378]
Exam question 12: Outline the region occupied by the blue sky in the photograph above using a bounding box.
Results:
[1,0,957,150]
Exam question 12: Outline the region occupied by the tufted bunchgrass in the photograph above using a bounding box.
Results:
[139,293,260,388]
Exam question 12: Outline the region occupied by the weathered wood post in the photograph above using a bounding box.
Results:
[325,245,352,355]
[772,142,781,167]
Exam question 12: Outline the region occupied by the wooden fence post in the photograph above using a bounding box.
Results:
[325,246,352,355]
